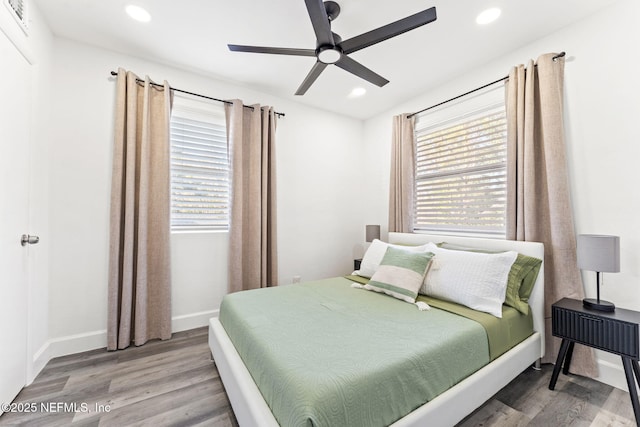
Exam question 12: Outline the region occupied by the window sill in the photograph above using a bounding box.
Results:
[413,229,506,240]
[171,228,229,235]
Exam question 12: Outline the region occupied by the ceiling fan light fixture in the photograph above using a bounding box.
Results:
[317,47,342,64]
[125,5,151,22]
[476,7,501,25]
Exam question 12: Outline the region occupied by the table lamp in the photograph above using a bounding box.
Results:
[577,234,620,312]
[365,225,380,243]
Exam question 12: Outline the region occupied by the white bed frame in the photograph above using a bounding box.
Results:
[209,233,545,427]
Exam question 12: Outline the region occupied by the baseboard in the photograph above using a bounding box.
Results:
[48,329,108,359]
[26,329,107,385]
[596,358,628,392]
[28,309,220,384]
[172,309,219,332]
[28,341,52,385]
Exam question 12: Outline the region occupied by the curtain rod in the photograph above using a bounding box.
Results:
[407,52,566,119]
[109,71,285,118]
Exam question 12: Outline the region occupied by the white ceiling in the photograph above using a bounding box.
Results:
[34,0,618,119]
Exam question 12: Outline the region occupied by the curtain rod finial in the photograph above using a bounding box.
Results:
[553,52,566,61]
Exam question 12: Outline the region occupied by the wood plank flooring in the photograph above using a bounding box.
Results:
[0,327,238,427]
[460,364,635,426]
[0,327,635,426]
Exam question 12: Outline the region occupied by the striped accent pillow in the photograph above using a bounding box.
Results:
[364,247,435,304]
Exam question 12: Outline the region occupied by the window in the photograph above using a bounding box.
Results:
[170,96,229,230]
[414,86,507,236]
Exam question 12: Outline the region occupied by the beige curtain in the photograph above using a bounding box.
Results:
[107,68,172,351]
[389,113,415,233]
[226,100,278,293]
[505,53,597,376]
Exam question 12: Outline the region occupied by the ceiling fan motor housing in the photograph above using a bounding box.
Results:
[317,30,342,64]
[317,45,342,64]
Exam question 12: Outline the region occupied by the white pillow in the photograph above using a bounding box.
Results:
[421,243,517,318]
[354,239,430,278]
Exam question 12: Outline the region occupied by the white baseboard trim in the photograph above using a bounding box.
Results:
[27,329,107,385]
[172,309,219,332]
[596,358,628,392]
[48,329,108,359]
[28,309,220,384]
[28,341,52,385]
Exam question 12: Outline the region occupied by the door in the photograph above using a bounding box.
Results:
[0,28,31,410]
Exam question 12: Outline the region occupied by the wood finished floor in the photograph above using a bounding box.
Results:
[0,327,635,426]
[0,327,237,427]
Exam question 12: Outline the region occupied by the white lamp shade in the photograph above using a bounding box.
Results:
[577,234,620,273]
[365,225,380,242]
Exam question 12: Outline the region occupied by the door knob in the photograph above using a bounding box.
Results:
[21,234,39,246]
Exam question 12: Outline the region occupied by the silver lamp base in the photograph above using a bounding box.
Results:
[583,298,615,312]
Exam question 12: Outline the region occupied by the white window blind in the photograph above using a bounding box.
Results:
[414,96,507,236]
[170,97,229,230]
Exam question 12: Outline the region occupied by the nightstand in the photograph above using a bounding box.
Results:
[354,259,362,271]
[549,297,640,425]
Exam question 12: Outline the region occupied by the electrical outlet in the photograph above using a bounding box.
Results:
[292,275,301,284]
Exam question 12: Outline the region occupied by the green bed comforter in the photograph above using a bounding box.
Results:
[219,277,493,427]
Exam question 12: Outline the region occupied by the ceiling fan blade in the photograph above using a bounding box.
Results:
[295,61,328,95]
[335,56,389,87]
[228,44,316,57]
[340,7,437,54]
[304,0,335,46]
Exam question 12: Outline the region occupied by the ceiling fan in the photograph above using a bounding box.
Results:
[228,0,437,95]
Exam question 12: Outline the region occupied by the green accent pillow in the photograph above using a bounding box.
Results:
[437,243,542,315]
[366,247,435,304]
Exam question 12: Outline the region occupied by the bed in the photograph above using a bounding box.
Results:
[209,233,545,426]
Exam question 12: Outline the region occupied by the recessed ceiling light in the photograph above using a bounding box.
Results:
[125,5,151,23]
[348,87,367,98]
[476,7,501,25]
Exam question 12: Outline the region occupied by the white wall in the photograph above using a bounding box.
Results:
[45,38,364,356]
[362,0,640,390]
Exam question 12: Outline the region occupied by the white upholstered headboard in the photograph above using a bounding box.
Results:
[388,232,545,358]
